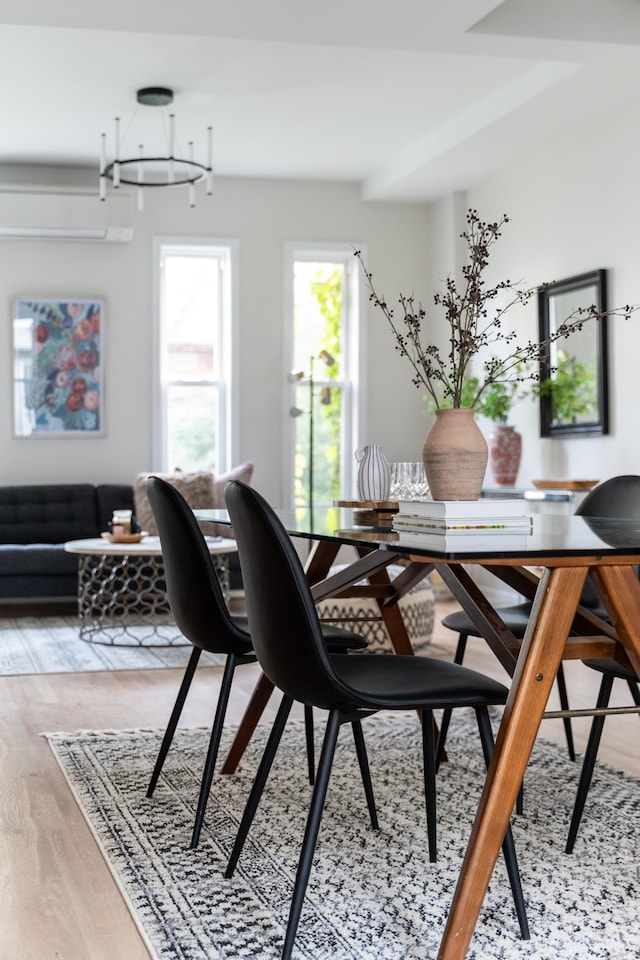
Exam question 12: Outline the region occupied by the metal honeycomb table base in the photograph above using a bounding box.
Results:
[76,552,230,646]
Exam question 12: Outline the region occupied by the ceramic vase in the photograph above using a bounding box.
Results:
[355,444,391,500]
[422,408,488,501]
[488,424,522,486]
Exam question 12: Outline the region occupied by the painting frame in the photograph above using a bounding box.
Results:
[13,296,105,438]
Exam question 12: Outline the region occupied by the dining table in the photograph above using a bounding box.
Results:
[196,503,640,960]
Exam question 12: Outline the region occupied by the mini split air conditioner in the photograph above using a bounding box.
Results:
[0,190,134,242]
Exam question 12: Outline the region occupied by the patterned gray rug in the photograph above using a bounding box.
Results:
[0,616,224,675]
[45,713,640,960]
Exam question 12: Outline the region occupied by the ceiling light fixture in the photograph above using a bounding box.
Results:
[99,87,212,211]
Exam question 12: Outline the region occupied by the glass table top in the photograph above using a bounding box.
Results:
[196,507,640,561]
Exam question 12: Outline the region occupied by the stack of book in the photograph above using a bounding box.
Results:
[392,498,532,549]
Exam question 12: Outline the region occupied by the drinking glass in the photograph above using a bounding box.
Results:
[390,462,430,500]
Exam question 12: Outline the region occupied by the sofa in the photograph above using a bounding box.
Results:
[0,463,253,608]
[0,483,134,604]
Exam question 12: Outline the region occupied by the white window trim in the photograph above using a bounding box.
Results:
[282,241,367,507]
[151,235,240,473]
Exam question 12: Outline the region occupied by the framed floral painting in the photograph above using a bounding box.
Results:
[13,297,104,437]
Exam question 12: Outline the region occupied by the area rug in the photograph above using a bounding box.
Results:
[0,616,224,675]
[45,713,640,960]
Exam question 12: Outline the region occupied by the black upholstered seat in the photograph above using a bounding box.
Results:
[224,480,529,959]
[144,476,367,849]
[439,475,640,853]
[439,602,577,763]
[563,476,640,852]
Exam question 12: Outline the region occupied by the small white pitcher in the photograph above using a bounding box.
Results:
[355,444,391,500]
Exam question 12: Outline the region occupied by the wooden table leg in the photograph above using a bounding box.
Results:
[437,565,588,959]
[591,564,640,674]
[219,672,275,774]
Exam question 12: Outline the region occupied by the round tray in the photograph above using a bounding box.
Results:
[531,480,598,491]
[101,531,149,544]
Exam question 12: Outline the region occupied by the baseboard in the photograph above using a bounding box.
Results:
[0,598,78,618]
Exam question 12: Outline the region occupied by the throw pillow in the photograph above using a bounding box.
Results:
[134,470,216,535]
[210,460,254,535]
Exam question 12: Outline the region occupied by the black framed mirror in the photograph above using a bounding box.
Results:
[537,269,609,438]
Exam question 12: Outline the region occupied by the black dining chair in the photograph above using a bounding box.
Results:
[438,603,577,764]
[224,479,529,959]
[144,476,368,849]
[562,475,640,852]
[566,658,640,852]
[439,475,640,850]
[436,478,640,767]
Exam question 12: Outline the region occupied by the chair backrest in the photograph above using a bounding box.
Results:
[224,480,347,708]
[576,476,640,602]
[146,476,250,655]
[575,475,640,519]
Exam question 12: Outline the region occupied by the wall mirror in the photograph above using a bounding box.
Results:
[537,269,609,438]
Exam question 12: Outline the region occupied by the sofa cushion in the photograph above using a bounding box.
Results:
[0,543,78,576]
[134,470,217,535]
[210,461,254,536]
[0,484,99,544]
[96,484,136,534]
[134,463,254,536]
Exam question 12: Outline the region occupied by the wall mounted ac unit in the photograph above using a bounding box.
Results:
[0,190,134,242]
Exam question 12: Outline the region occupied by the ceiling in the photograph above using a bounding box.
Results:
[2,0,640,202]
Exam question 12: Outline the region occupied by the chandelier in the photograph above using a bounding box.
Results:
[99,87,212,210]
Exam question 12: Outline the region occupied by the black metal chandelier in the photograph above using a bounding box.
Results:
[99,87,212,210]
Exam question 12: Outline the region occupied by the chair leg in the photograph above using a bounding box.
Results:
[566,673,615,854]
[435,633,468,771]
[282,709,342,960]
[191,652,239,849]
[475,706,530,940]
[627,677,640,709]
[147,645,202,797]
[225,695,294,878]
[555,662,576,761]
[304,704,315,785]
[351,719,379,830]
[421,708,438,863]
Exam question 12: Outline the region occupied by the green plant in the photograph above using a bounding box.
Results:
[534,351,597,423]
[355,209,636,410]
[474,364,529,423]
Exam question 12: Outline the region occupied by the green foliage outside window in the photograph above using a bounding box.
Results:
[294,265,343,507]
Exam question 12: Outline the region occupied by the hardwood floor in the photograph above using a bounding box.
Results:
[1,599,639,959]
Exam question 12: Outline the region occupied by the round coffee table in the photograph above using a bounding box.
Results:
[64,535,237,646]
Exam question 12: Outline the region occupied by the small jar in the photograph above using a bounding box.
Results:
[111,509,132,535]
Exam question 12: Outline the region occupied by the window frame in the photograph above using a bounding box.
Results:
[152,235,239,473]
[282,241,367,508]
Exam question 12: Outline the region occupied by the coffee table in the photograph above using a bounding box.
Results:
[64,535,237,646]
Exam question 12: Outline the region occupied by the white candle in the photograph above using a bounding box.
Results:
[168,113,175,184]
[113,117,120,188]
[189,142,195,206]
[99,133,106,200]
[138,144,144,211]
[207,125,213,195]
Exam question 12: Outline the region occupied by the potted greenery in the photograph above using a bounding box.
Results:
[534,350,597,425]
[355,210,635,500]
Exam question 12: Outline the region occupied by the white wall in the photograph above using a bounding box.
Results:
[460,99,640,487]
[0,171,431,504]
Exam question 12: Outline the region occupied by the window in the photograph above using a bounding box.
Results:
[284,243,364,508]
[153,239,236,473]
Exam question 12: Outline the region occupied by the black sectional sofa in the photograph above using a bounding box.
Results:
[0,475,246,613]
[0,483,135,606]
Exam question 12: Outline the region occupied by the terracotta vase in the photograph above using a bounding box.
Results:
[488,424,522,486]
[422,408,488,501]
